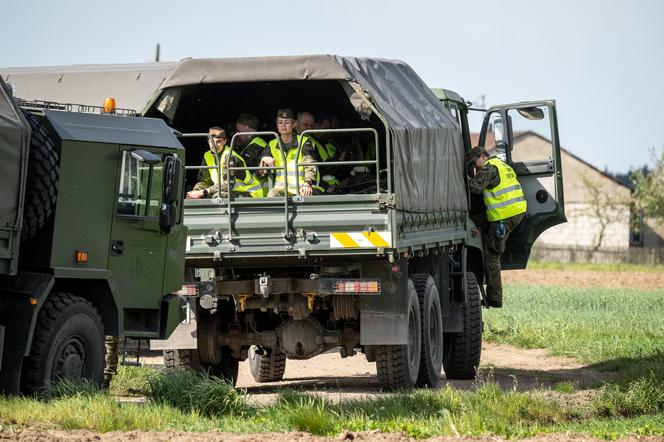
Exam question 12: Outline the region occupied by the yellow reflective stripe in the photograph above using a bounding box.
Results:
[486,195,526,210]
[485,184,522,198]
[331,232,358,248]
[362,231,389,247]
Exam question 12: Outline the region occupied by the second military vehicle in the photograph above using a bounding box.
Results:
[0,77,187,394]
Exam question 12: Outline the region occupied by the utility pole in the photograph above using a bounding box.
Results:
[155,44,161,62]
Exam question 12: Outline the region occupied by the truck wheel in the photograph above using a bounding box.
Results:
[443,272,482,380]
[412,274,443,388]
[21,292,104,394]
[248,345,286,382]
[163,349,202,371]
[21,110,59,241]
[375,279,421,389]
[163,347,239,385]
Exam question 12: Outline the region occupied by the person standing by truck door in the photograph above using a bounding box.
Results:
[259,109,321,197]
[186,127,262,199]
[466,147,527,308]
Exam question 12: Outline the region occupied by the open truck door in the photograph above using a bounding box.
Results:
[478,100,566,269]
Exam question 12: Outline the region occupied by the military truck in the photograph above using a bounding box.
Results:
[2,56,565,388]
[0,77,187,394]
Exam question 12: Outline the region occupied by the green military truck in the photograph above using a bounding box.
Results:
[2,56,566,388]
[0,77,187,394]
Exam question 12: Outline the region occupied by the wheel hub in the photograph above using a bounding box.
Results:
[54,338,86,379]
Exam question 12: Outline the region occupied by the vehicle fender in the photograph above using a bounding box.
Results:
[0,272,54,394]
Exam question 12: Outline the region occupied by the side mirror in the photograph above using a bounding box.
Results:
[163,155,181,204]
[159,203,176,234]
[517,107,545,120]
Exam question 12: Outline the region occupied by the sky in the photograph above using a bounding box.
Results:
[1,0,663,173]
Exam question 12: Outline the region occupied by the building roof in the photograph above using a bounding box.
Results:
[470,131,631,191]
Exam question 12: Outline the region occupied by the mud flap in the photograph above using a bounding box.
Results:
[358,259,409,345]
[150,296,197,350]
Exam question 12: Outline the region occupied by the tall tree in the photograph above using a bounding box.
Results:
[632,149,664,224]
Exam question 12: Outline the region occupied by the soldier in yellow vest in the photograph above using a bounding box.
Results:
[259,109,320,197]
[186,127,262,199]
[296,111,339,192]
[466,147,527,308]
[235,114,269,196]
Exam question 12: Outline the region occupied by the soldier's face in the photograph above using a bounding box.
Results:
[235,123,254,143]
[475,155,486,169]
[209,129,226,152]
[297,114,314,132]
[276,118,295,136]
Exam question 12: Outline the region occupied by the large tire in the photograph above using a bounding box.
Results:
[21,292,105,394]
[375,279,421,389]
[443,272,483,380]
[163,347,239,385]
[163,348,202,371]
[248,346,286,382]
[21,111,59,241]
[412,274,443,388]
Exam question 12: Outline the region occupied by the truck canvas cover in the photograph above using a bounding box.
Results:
[0,78,29,255]
[2,55,467,214]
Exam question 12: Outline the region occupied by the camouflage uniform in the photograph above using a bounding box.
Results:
[468,159,525,307]
[103,335,119,388]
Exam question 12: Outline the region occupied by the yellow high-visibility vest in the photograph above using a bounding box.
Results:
[203,147,262,197]
[482,157,527,222]
[268,135,321,195]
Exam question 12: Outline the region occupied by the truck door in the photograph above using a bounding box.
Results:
[109,148,169,329]
[478,100,566,269]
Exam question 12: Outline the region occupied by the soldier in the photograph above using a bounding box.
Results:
[297,111,339,192]
[186,127,262,199]
[235,114,269,196]
[259,109,321,197]
[466,147,527,308]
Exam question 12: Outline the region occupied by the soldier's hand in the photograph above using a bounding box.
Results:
[186,190,205,199]
[299,183,313,197]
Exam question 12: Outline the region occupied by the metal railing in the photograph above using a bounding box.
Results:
[178,128,383,243]
[295,128,381,198]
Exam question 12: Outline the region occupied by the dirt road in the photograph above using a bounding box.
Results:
[503,268,664,289]
[141,340,611,406]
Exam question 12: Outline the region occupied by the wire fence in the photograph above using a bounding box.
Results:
[530,245,664,265]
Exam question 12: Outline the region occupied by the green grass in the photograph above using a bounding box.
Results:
[0,377,567,438]
[485,284,664,382]
[3,280,664,438]
[486,283,664,421]
[527,260,664,273]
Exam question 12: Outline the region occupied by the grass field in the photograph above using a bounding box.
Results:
[2,270,664,439]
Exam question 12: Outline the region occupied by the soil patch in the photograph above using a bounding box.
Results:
[503,269,664,290]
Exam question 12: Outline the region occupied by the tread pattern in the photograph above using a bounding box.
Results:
[250,346,286,382]
[375,344,413,389]
[163,347,239,385]
[443,272,483,380]
[412,273,442,388]
[21,292,104,394]
[163,349,202,371]
[21,111,59,241]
